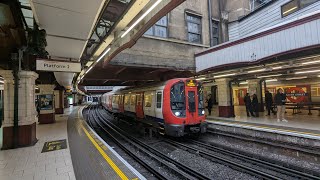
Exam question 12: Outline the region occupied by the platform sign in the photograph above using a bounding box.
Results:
[36,59,81,73]
[41,139,67,153]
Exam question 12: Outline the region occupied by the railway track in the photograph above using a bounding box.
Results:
[85,105,210,180]
[85,105,320,180]
[164,138,320,180]
[207,129,320,156]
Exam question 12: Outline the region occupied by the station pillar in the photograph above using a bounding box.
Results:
[247,79,264,112]
[216,78,234,117]
[37,84,55,124]
[1,70,38,149]
[54,90,64,114]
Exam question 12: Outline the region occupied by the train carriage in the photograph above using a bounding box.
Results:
[101,78,207,137]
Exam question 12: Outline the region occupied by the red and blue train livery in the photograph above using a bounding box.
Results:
[101,78,207,137]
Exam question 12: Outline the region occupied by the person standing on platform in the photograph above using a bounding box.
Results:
[265,90,275,116]
[244,93,254,117]
[206,94,213,116]
[275,88,288,122]
[252,94,259,117]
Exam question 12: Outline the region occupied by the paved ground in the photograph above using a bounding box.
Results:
[0,107,75,180]
[207,106,320,131]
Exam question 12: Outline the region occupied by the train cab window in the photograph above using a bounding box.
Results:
[124,95,130,105]
[188,91,196,112]
[130,95,136,105]
[156,92,162,108]
[144,94,152,107]
[170,82,186,111]
[197,84,205,116]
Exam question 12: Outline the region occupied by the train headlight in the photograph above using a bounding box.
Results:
[202,110,205,115]
[175,112,181,116]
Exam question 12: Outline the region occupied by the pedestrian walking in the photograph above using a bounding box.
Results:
[244,93,254,117]
[265,90,275,116]
[274,88,288,122]
[206,94,213,116]
[252,94,259,117]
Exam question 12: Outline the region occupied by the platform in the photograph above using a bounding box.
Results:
[0,106,145,180]
[207,106,320,140]
[0,107,75,180]
[68,106,145,180]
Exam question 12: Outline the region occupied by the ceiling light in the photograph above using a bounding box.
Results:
[86,66,93,74]
[286,76,308,80]
[97,48,111,62]
[196,77,206,81]
[301,60,320,65]
[295,69,320,74]
[121,0,163,38]
[248,68,266,73]
[265,79,278,82]
[318,75,320,77]
[283,6,297,15]
[257,74,282,78]
[272,66,282,70]
[239,81,248,85]
[214,73,236,78]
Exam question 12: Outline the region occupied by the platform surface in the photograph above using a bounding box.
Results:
[0,107,75,180]
[208,105,320,130]
[207,106,320,139]
[68,106,145,180]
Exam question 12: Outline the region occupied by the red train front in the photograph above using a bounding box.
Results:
[101,78,207,137]
[162,79,207,136]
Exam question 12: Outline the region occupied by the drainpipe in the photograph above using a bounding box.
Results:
[229,80,235,117]
[208,0,213,47]
[259,79,264,112]
[11,51,20,148]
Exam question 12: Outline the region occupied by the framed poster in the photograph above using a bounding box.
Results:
[39,94,53,110]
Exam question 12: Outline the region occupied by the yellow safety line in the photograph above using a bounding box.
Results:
[209,120,320,137]
[80,123,129,180]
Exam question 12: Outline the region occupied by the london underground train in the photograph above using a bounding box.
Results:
[100,78,207,137]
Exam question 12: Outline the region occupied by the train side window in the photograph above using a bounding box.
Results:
[112,96,116,103]
[144,94,152,107]
[136,94,141,105]
[130,95,136,105]
[124,95,130,105]
[156,92,162,108]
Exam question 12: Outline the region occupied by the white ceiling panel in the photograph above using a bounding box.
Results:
[46,36,86,59]
[32,3,94,39]
[32,0,102,15]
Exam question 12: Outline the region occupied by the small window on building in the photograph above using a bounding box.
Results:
[156,92,162,108]
[144,15,168,38]
[144,94,152,107]
[186,13,202,44]
[300,0,319,8]
[282,0,299,17]
[281,0,319,17]
[211,20,219,46]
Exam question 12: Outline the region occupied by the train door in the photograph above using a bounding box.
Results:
[155,90,163,121]
[119,95,124,113]
[143,91,155,118]
[135,92,144,119]
[185,87,198,124]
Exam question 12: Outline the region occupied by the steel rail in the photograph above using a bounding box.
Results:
[95,107,211,180]
[164,139,281,180]
[175,138,320,180]
[87,106,196,180]
[207,130,320,156]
